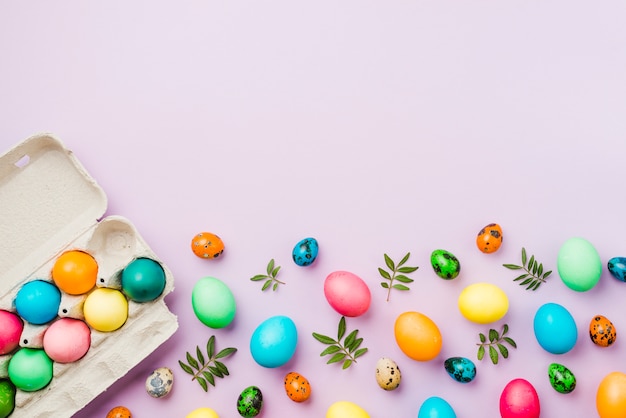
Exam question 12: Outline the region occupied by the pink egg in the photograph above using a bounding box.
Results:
[43,318,91,363]
[0,310,24,355]
[324,271,371,317]
[500,378,540,418]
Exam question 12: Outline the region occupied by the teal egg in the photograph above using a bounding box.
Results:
[237,386,263,417]
[250,315,297,368]
[557,237,602,292]
[121,258,166,302]
[191,277,236,328]
[418,396,457,418]
[608,257,626,282]
[14,280,61,325]
[292,237,319,267]
[444,357,476,383]
[548,363,576,394]
[430,249,461,280]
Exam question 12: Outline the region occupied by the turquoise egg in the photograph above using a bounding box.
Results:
[8,348,53,392]
[444,357,476,383]
[191,277,236,329]
[548,363,576,394]
[292,237,319,267]
[418,396,457,418]
[608,257,626,282]
[250,315,297,368]
[121,258,166,302]
[430,249,461,280]
[557,237,602,291]
[14,280,61,325]
[237,386,263,417]
[533,303,577,354]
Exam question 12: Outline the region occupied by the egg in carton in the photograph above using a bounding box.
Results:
[0,133,178,418]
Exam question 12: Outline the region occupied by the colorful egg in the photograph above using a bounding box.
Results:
[186,408,219,418]
[476,223,503,253]
[0,310,23,355]
[0,380,16,418]
[430,249,461,280]
[7,348,53,392]
[14,280,61,325]
[83,288,128,332]
[608,257,626,282]
[43,318,91,363]
[597,371,626,418]
[533,303,577,354]
[394,311,442,361]
[191,232,224,259]
[250,315,298,368]
[557,237,602,292]
[284,372,311,402]
[548,363,576,394]
[457,282,508,324]
[237,386,263,417]
[146,367,174,398]
[106,406,132,418]
[500,378,540,418]
[375,357,401,390]
[326,401,370,418]
[191,277,236,329]
[292,237,319,266]
[324,271,371,317]
[121,258,166,302]
[418,397,457,418]
[51,250,98,295]
[589,315,616,347]
[444,357,476,383]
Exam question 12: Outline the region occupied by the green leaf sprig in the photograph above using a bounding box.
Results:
[178,335,237,392]
[312,316,368,369]
[250,258,285,291]
[503,247,552,291]
[476,324,517,365]
[379,252,419,301]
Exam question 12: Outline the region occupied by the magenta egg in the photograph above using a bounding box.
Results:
[500,378,540,418]
[324,271,371,317]
[0,310,24,355]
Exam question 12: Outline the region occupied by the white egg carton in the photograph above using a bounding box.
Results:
[0,133,178,417]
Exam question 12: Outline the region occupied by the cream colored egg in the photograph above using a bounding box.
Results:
[326,401,370,418]
[375,357,401,391]
[458,282,508,324]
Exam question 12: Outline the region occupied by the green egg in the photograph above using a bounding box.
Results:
[237,385,263,417]
[548,363,576,394]
[8,348,53,392]
[557,237,602,292]
[430,249,461,280]
[192,277,236,328]
[0,380,16,418]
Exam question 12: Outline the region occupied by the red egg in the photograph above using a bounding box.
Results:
[324,271,371,317]
[499,378,540,418]
[0,310,23,355]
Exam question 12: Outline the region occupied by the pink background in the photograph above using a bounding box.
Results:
[2,2,626,417]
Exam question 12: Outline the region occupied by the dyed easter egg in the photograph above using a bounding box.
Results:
[292,237,319,266]
[548,363,576,394]
[51,250,98,295]
[83,288,128,332]
[0,310,23,355]
[444,357,476,383]
[375,357,401,390]
[191,232,224,259]
[500,378,540,418]
[597,371,626,418]
[146,367,174,398]
[186,408,219,418]
[192,277,236,329]
[8,348,53,392]
[106,406,132,418]
[237,386,263,417]
[284,372,311,402]
[43,318,91,363]
[430,249,461,280]
[121,258,166,302]
[458,282,508,324]
[250,315,297,368]
[324,271,371,317]
[557,237,602,292]
[326,401,370,418]
[418,397,456,418]
[590,315,617,347]
[533,303,577,354]
[394,311,442,361]
[476,223,503,253]
[0,380,16,418]
[14,280,61,325]
[608,257,626,282]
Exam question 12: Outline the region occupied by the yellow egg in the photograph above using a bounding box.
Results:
[458,282,508,324]
[394,311,442,361]
[186,408,219,418]
[597,371,626,418]
[326,401,370,418]
[83,288,128,332]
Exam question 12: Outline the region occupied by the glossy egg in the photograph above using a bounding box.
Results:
[457,282,508,324]
[597,371,626,418]
[375,357,401,390]
[191,232,224,259]
[121,258,166,302]
[0,310,23,355]
[0,379,16,418]
[476,223,503,253]
[533,303,577,354]
[394,311,442,361]
[430,249,461,280]
[499,378,540,418]
[106,406,132,418]
[557,237,602,292]
[43,318,91,363]
[548,363,576,394]
[83,288,128,332]
[186,407,220,418]
[418,396,457,418]
[250,315,298,368]
[324,271,371,317]
[7,348,53,392]
[608,257,626,282]
[326,401,370,418]
[146,367,174,398]
[284,372,311,402]
[444,357,476,383]
[292,237,319,267]
[237,386,263,417]
[14,280,61,325]
[191,277,236,329]
[51,250,98,295]
[590,315,617,347]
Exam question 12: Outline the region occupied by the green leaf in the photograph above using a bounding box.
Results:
[178,360,194,375]
[272,282,278,291]
[186,352,199,370]
[344,329,358,348]
[520,278,533,286]
[338,316,347,340]
[197,376,208,392]
[543,270,552,279]
[378,268,391,280]
[347,337,363,352]
[208,365,223,378]
[320,345,342,356]
[477,345,485,360]
[271,265,281,277]
[513,274,528,282]
[532,281,541,291]
[384,253,395,270]
[394,274,414,283]
[267,259,275,275]
[380,282,389,288]
[327,353,346,364]
[342,359,353,369]
[203,371,215,387]
[502,324,509,335]
[207,336,215,359]
[537,263,543,277]
[479,333,486,343]
[489,329,498,343]
[312,333,336,345]
[214,361,229,376]
[503,337,517,348]
[526,280,537,290]
[354,348,368,358]
[503,264,522,270]
[398,252,411,267]
[215,347,237,359]
[497,343,509,358]
[262,280,272,291]
[250,274,267,281]
[392,284,410,291]
[397,266,419,273]
[521,247,527,265]
[489,346,499,364]
[196,346,205,366]
[528,255,535,271]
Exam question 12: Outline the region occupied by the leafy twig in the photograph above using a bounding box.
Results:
[250,259,285,291]
[503,247,552,291]
[312,316,368,369]
[379,252,419,301]
[178,335,237,392]
[476,324,517,365]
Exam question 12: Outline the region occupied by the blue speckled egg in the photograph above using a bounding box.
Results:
[608,257,626,282]
[145,367,174,398]
[444,357,476,383]
[292,237,319,267]
[237,386,263,417]
[418,396,457,418]
[250,315,298,368]
[534,303,577,354]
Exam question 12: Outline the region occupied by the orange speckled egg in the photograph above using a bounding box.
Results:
[597,372,626,418]
[394,311,442,361]
[590,315,617,347]
[476,223,503,254]
[52,250,98,295]
[191,232,225,259]
[106,406,132,418]
[284,371,311,402]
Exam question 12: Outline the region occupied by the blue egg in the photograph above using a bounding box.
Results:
[14,280,61,325]
[608,257,626,282]
[444,357,476,383]
[533,303,577,354]
[291,237,318,267]
[418,396,457,418]
[250,315,297,368]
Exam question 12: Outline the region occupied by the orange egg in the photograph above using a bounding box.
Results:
[52,250,98,295]
[476,223,503,254]
[284,371,311,402]
[191,232,225,259]
[394,311,442,361]
[106,406,132,418]
[597,371,626,418]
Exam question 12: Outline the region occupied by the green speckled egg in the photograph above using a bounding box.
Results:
[430,249,461,280]
[0,379,16,418]
[548,363,576,394]
[237,386,263,417]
